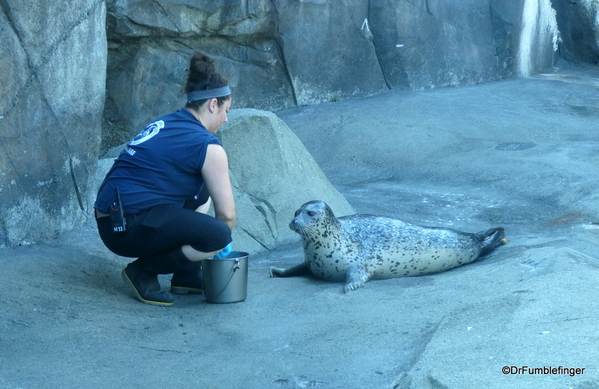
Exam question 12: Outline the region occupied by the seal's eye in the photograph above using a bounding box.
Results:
[307,211,316,217]
[294,210,301,217]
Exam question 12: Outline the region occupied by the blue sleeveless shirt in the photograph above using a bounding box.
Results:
[95,109,221,214]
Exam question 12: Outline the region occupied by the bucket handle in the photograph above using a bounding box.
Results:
[212,259,241,299]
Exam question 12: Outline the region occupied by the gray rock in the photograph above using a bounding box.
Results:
[96,109,355,254]
[102,38,295,152]
[0,1,106,247]
[370,0,499,89]
[394,246,598,389]
[107,0,275,38]
[101,0,564,153]
[551,0,599,64]
[220,109,355,252]
[102,0,295,153]
[274,0,388,104]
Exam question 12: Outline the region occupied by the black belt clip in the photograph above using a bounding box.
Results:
[110,186,126,233]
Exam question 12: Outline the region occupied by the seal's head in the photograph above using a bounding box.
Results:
[289,200,337,235]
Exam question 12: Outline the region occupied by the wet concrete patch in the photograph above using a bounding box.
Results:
[541,212,585,227]
[495,142,537,151]
[568,104,599,117]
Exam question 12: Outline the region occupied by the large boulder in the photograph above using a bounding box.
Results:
[96,109,355,254]
[0,1,106,247]
[219,109,355,252]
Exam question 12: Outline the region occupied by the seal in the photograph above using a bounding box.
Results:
[270,200,507,292]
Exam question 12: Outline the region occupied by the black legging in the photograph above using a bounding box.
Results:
[96,199,231,258]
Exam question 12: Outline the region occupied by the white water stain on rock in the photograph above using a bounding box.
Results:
[518,0,560,75]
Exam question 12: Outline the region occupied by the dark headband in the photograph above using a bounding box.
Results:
[187,86,231,103]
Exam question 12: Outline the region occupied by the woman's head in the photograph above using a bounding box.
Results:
[185,51,231,110]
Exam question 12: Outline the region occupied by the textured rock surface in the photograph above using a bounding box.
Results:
[101,0,563,153]
[0,1,106,247]
[102,0,295,153]
[394,246,599,388]
[96,109,355,253]
[274,0,387,103]
[551,0,599,64]
[218,109,355,252]
[370,0,506,88]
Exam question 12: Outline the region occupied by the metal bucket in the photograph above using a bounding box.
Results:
[202,251,249,303]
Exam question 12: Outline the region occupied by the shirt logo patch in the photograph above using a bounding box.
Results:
[129,120,164,146]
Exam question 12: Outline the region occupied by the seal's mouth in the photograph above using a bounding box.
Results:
[289,219,317,237]
[289,219,298,232]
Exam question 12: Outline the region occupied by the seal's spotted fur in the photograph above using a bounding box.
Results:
[270,200,507,292]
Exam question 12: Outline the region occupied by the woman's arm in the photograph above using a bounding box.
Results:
[201,143,236,230]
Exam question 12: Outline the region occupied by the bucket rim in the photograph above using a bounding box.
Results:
[205,251,249,261]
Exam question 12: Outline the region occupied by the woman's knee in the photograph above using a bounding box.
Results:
[190,218,231,252]
[211,220,232,249]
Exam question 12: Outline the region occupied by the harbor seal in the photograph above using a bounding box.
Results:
[270,200,507,292]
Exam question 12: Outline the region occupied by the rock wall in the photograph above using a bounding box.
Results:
[0,1,106,247]
[102,1,295,153]
[551,0,599,64]
[102,0,562,154]
[370,0,511,88]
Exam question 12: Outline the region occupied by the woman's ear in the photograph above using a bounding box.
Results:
[209,98,218,113]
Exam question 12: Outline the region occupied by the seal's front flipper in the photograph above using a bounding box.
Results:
[344,265,372,293]
[270,263,311,278]
[474,227,507,257]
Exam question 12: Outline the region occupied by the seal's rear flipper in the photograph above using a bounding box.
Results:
[475,227,507,257]
[270,263,311,278]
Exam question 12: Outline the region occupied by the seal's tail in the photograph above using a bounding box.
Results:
[474,227,507,257]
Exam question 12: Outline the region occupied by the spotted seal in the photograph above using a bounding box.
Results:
[270,200,507,292]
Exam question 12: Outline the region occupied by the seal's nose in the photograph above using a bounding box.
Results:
[289,219,296,231]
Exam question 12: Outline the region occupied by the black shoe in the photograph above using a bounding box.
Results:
[171,261,204,295]
[122,263,174,306]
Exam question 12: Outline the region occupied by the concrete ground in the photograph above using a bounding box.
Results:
[2,63,599,389]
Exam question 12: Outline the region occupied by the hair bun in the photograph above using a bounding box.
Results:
[188,52,217,81]
[184,51,229,97]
